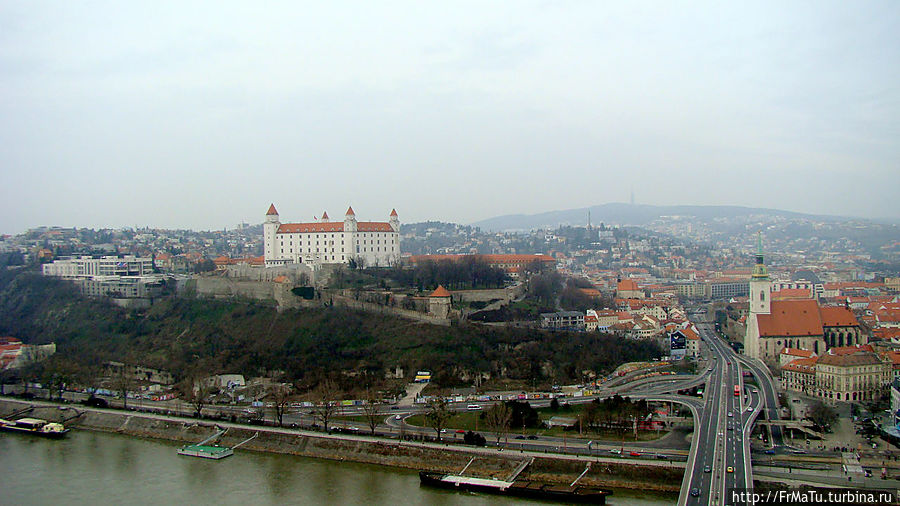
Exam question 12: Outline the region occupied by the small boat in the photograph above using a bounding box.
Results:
[419,471,611,503]
[0,417,69,438]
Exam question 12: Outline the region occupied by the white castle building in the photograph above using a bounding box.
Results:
[263,204,401,268]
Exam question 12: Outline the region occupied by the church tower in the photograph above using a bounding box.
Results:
[263,203,280,266]
[745,232,771,359]
[749,232,771,315]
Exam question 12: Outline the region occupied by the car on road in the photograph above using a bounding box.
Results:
[690,488,700,497]
[764,449,775,455]
[746,407,753,412]
[455,429,465,434]
[515,435,526,440]
[728,412,733,417]
[629,451,641,457]
[394,415,401,420]
[704,465,711,473]
[726,466,734,473]
[609,449,621,454]
[527,435,538,440]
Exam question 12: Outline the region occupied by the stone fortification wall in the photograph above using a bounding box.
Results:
[326,292,451,326]
[224,264,313,284]
[194,277,277,303]
[451,284,524,303]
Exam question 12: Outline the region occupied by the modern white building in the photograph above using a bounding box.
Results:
[263,204,401,268]
[42,255,154,278]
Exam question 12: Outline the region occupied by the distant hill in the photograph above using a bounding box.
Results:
[471,203,842,231]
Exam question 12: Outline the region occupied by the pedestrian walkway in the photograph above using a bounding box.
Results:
[842,452,865,476]
[398,382,428,407]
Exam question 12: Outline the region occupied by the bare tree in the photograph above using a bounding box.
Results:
[268,383,292,427]
[112,362,135,410]
[310,379,339,432]
[361,391,382,435]
[18,346,43,397]
[77,363,103,403]
[425,398,452,442]
[183,371,212,418]
[484,402,512,444]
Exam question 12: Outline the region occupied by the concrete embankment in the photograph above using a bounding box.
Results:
[0,398,682,492]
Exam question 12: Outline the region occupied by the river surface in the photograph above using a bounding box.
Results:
[0,430,676,505]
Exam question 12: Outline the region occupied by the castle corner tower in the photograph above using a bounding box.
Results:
[264,204,280,266]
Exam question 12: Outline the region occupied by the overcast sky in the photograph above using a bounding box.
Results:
[1,1,898,234]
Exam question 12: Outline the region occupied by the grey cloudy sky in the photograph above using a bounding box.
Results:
[1,1,898,234]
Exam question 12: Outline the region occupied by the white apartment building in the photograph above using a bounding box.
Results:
[42,255,154,278]
[263,204,401,268]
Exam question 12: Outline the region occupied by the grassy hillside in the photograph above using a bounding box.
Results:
[0,270,661,389]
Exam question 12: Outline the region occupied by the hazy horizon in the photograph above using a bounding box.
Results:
[2,2,898,234]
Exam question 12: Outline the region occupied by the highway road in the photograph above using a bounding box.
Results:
[680,320,764,506]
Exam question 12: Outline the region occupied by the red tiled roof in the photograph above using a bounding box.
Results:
[828,344,874,355]
[819,306,858,327]
[682,326,700,340]
[321,211,330,220]
[772,288,811,300]
[617,279,640,292]
[782,357,817,373]
[346,206,355,216]
[818,350,882,367]
[266,204,278,215]
[781,348,815,358]
[390,209,398,217]
[277,222,394,233]
[757,300,823,337]
[578,288,602,297]
[429,285,451,297]
[241,256,265,266]
[409,254,554,265]
[880,351,900,367]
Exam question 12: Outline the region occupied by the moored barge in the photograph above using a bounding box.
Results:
[0,417,69,438]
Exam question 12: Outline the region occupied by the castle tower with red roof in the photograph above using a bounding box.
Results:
[263,204,280,263]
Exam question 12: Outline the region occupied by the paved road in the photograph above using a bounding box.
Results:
[679,320,762,506]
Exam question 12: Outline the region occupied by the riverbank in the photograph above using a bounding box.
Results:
[0,398,683,493]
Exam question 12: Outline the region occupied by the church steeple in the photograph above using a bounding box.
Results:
[749,231,771,316]
[751,231,769,280]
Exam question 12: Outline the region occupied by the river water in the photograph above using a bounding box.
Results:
[0,430,676,505]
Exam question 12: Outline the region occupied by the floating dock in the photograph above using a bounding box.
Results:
[177,428,258,460]
[177,444,234,459]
